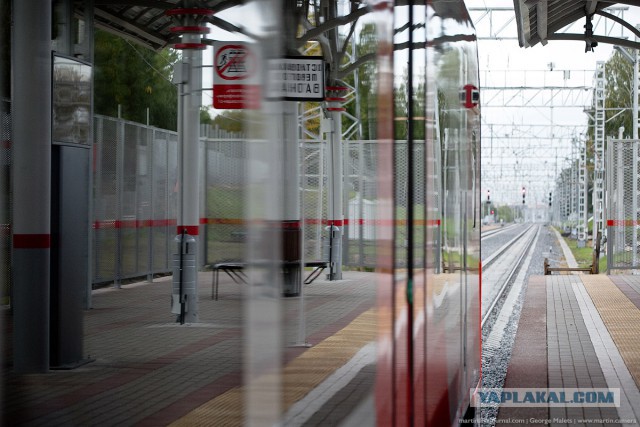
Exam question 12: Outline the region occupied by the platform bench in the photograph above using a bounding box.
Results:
[210,261,329,300]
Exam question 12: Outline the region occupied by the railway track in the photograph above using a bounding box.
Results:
[481,224,539,330]
[480,224,515,240]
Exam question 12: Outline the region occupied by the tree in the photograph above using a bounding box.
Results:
[342,23,378,140]
[94,30,179,130]
[209,110,244,133]
[200,106,213,125]
[604,50,633,138]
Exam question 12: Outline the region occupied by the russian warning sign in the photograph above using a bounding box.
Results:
[266,57,325,101]
[213,42,260,109]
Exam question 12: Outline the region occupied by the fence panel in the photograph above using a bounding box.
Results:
[93,116,119,283]
[1,99,11,300]
[345,141,378,268]
[203,139,246,265]
[301,140,326,263]
[150,130,172,274]
[93,116,178,284]
[92,117,386,282]
[607,138,640,271]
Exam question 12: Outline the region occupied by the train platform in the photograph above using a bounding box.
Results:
[2,270,377,426]
[498,274,640,426]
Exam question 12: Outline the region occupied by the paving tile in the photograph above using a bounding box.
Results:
[3,271,378,426]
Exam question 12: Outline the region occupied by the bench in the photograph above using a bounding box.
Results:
[210,261,329,300]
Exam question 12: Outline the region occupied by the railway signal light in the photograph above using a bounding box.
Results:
[548,192,552,207]
[486,189,491,204]
[522,187,526,205]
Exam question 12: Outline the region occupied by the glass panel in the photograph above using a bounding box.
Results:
[53,55,92,145]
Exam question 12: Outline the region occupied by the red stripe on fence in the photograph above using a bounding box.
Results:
[607,219,640,226]
[13,234,51,249]
[90,217,442,229]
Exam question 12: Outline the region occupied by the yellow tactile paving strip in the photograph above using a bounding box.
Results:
[581,275,640,388]
[170,309,377,426]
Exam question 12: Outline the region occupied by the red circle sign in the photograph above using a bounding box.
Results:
[214,44,257,81]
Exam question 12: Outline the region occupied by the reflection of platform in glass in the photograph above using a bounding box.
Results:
[3,270,377,426]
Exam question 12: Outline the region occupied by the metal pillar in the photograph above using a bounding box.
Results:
[283,101,302,296]
[593,61,605,247]
[634,43,639,140]
[168,5,210,323]
[12,0,52,373]
[325,87,347,280]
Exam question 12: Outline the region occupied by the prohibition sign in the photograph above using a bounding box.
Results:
[215,44,257,81]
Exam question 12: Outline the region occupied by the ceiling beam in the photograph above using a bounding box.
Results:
[537,0,548,45]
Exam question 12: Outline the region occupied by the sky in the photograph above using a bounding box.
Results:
[474,1,640,206]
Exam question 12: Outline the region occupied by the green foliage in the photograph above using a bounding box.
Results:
[558,227,607,272]
[200,106,213,125]
[343,23,378,139]
[210,110,244,133]
[94,30,178,130]
[494,204,515,223]
[604,51,633,138]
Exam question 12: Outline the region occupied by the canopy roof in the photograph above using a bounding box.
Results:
[90,1,236,51]
[90,0,472,51]
[513,0,640,51]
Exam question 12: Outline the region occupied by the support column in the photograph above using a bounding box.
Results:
[282,102,302,297]
[167,6,211,323]
[325,86,347,280]
[12,0,52,372]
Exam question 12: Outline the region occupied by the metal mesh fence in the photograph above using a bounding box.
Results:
[301,140,326,263]
[607,138,640,271]
[93,116,179,284]
[93,116,118,282]
[0,111,383,285]
[1,98,11,300]
[202,139,246,264]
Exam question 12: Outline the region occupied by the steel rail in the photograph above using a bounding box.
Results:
[481,224,515,240]
[481,224,539,329]
[482,224,534,270]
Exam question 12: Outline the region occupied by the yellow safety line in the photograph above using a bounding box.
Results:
[581,275,640,388]
[170,309,377,426]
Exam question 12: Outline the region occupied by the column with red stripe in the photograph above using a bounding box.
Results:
[11,0,52,372]
[166,4,212,323]
[325,86,348,280]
